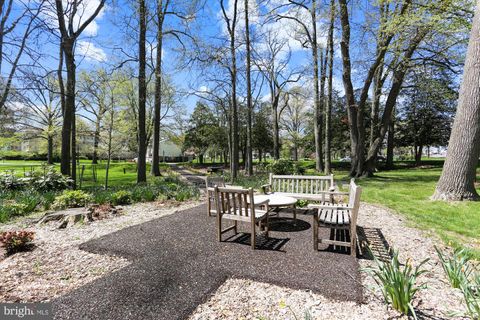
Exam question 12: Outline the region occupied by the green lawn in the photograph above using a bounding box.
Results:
[0,160,170,188]
[340,167,480,258]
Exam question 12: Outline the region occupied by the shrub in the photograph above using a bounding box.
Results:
[268,159,294,175]
[0,171,26,190]
[53,190,93,209]
[27,166,72,191]
[1,200,29,216]
[365,249,429,319]
[111,190,132,205]
[435,246,473,289]
[0,230,35,255]
[293,162,306,175]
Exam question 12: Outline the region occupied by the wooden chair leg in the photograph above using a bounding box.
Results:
[216,214,222,242]
[251,219,256,249]
[293,204,297,225]
[351,226,357,257]
[265,214,269,238]
[234,220,237,234]
[313,214,319,251]
[207,197,211,217]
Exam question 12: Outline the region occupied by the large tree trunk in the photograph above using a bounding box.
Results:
[272,101,280,160]
[363,30,427,177]
[137,0,147,183]
[324,0,334,174]
[60,39,74,177]
[312,0,323,172]
[386,109,394,169]
[244,0,253,176]
[92,119,100,164]
[151,0,164,177]
[47,135,54,165]
[229,0,239,181]
[433,3,480,201]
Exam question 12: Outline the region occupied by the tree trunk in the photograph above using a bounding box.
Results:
[137,0,147,183]
[433,3,480,200]
[414,145,423,166]
[151,0,164,177]
[386,109,394,169]
[324,0,334,174]
[244,0,253,176]
[92,119,100,164]
[47,135,54,165]
[105,110,114,189]
[60,39,74,177]
[273,103,280,160]
[312,0,323,172]
[229,1,239,181]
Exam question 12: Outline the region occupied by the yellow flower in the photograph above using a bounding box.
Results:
[279,300,286,309]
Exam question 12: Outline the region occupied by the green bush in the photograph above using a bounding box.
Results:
[111,190,132,205]
[1,200,29,216]
[27,166,72,191]
[365,249,429,319]
[0,230,35,255]
[53,190,93,209]
[268,159,294,175]
[0,171,26,190]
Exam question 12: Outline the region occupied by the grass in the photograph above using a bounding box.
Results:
[0,159,170,188]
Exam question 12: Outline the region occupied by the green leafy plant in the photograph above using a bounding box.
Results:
[461,277,480,319]
[53,190,93,209]
[435,246,473,289]
[365,249,429,319]
[27,166,72,191]
[267,159,294,175]
[0,230,35,255]
[0,171,26,190]
[111,190,132,205]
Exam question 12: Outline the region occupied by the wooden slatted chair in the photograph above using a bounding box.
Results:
[205,177,244,216]
[213,186,270,249]
[205,176,226,217]
[310,179,362,257]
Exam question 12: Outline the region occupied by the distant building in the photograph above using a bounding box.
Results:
[147,139,192,162]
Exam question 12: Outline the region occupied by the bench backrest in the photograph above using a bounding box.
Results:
[214,187,256,220]
[269,173,334,194]
[348,179,362,229]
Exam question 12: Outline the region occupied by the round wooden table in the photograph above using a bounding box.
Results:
[252,194,298,223]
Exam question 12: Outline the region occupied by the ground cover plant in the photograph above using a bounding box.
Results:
[0,230,35,255]
[365,249,429,319]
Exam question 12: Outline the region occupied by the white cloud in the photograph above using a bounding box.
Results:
[77,41,107,62]
[43,0,105,37]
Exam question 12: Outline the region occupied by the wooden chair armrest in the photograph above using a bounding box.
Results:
[308,203,352,210]
[261,184,272,194]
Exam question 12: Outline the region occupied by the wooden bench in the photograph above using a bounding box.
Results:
[207,166,224,174]
[309,179,362,257]
[262,173,345,202]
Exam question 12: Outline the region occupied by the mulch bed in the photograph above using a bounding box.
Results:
[52,204,362,320]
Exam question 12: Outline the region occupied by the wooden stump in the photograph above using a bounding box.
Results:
[37,204,121,229]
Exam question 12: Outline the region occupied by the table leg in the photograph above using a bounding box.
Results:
[293,204,297,225]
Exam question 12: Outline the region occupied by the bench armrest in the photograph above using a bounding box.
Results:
[308,203,352,210]
[261,184,272,194]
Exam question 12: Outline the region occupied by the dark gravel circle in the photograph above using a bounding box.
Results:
[52,204,362,320]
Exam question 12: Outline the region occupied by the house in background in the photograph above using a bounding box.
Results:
[147,139,192,162]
